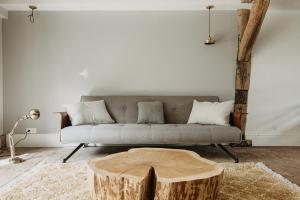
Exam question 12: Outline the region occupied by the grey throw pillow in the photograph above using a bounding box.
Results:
[137,101,164,124]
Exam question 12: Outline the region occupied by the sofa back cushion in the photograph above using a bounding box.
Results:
[137,101,165,124]
[65,100,115,126]
[80,96,219,124]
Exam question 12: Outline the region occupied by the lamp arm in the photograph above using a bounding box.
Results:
[8,117,25,159]
[8,117,27,136]
[8,132,16,158]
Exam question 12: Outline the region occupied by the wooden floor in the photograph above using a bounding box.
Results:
[1,146,300,186]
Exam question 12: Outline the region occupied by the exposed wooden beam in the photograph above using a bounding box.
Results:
[237,9,250,39]
[234,0,270,144]
[238,0,270,61]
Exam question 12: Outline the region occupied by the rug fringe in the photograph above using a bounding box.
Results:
[255,162,300,192]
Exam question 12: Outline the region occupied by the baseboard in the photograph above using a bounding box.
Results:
[247,131,300,146]
[8,132,300,147]
[8,133,78,147]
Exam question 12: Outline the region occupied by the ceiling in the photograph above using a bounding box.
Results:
[0,0,299,11]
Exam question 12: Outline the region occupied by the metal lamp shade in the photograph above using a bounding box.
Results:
[29,109,40,120]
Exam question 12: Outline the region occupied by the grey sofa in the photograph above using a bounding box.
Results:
[58,96,242,163]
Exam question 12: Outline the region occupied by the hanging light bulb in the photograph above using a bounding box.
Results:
[205,5,215,45]
[28,5,37,23]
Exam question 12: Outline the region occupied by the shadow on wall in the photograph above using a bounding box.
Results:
[87,87,221,97]
[270,0,300,10]
[88,87,155,96]
[255,104,300,134]
[253,12,295,56]
[214,32,236,44]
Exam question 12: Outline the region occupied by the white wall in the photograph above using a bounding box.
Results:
[3,11,237,136]
[3,10,300,146]
[246,11,300,146]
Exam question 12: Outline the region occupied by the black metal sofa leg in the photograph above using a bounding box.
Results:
[217,144,239,163]
[62,143,84,163]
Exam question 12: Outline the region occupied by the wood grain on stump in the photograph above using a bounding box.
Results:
[88,148,224,200]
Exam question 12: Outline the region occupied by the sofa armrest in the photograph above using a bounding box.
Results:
[54,112,71,129]
[230,112,242,129]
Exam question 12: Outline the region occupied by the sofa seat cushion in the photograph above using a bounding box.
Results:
[60,124,241,144]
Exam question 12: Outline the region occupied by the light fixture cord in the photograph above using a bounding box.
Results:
[208,7,211,37]
[14,131,29,147]
[28,10,34,23]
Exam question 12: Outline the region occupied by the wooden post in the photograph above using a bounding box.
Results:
[235,9,251,141]
[235,0,270,144]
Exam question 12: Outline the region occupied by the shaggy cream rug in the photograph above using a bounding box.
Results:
[0,161,299,200]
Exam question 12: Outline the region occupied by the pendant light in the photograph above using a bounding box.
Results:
[28,5,37,23]
[205,5,215,45]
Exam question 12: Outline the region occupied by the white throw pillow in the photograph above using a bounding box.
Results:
[65,100,114,126]
[187,100,234,126]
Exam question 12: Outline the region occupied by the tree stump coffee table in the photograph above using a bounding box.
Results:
[88,148,224,200]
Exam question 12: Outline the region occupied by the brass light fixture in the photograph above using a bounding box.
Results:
[205,5,215,45]
[28,5,37,23]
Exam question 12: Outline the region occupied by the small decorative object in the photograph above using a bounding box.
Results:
[205,5,215,45]
[8,109,40,164]
[28,5,37,23]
